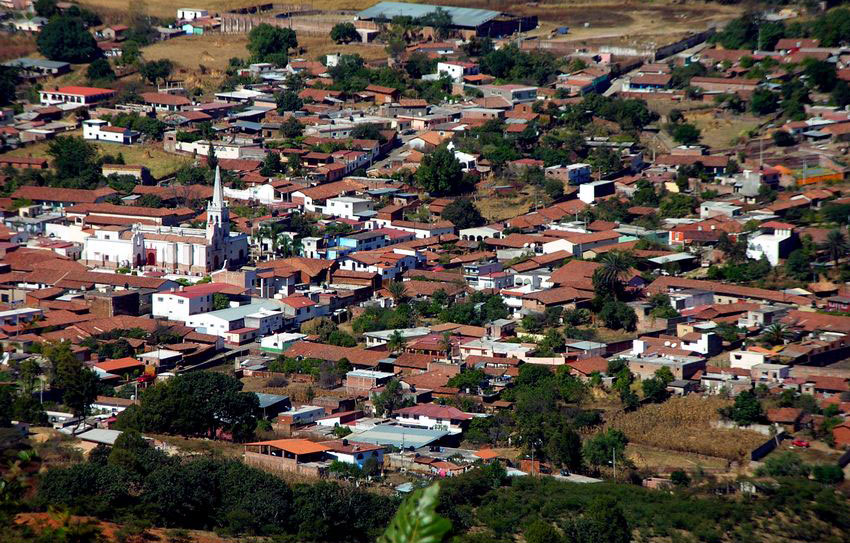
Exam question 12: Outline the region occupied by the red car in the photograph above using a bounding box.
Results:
[791,439,810,448]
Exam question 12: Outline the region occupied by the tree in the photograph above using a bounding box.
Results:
[804,59,837,92]
[277,90,303,113]
[416,146,464,196]
[641,377,668,403]
[212,293,230,310]
[813,464,844,484]
[116,371,259,441]
[582,429,627,467]
[832,80,850,109]
[0,66,19,106]
[758,451,810,478]
[822,229,849,266]
[750,88,779,115]
[387,330,407,354]
[37,16,100,63]
[387,281,408,303]
[546,422,582,472]
[772,130,796,147]
[373,378,406,416]
[34,0,59,17]
[441,198,484,229]
[86,58,115,82]
[594,251,634,300]
[671,470,691,487]
[48,136,100,181]
[281,116,304,139]
[330,22,359,44]
[571,496,630,543]
[659,193,697,218]
[719,389,763,426]
[248,24,297,64]
[671,123,701,145]
[140,59,173,86]
[598,301,636,331]
[760,323,793,346]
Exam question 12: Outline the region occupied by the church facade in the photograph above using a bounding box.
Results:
[82,167,249,274]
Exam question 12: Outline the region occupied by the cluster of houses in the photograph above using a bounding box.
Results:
[2,0,850,478]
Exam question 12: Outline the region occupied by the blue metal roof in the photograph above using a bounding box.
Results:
[357,1,501,28]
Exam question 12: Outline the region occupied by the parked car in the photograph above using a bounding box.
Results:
[791,439,810,448]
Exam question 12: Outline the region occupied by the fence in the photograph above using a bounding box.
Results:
[221,12,351,35]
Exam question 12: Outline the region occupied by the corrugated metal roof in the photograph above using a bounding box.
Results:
[357,1,501,28]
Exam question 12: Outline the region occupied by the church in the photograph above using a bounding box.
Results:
[82,167,250,275]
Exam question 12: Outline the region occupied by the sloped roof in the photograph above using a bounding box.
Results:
[357,2,501,28]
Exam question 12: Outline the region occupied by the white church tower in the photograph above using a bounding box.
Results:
[206,165,230,244]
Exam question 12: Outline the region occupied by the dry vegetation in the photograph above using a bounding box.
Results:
[608,395,766,461]
[1,136,192,180]
[143,34,249,72]
[0,34,38,62]
[475,191,534,222]
[685,111,760,151]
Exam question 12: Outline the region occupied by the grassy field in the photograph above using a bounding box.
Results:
[475,191,534,222]
[0,135,192,180]
[685,111,760,151]
[627,443,729,473]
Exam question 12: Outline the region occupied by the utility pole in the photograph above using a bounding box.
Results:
[612,447,617,480]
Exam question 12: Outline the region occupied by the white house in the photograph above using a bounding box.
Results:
[324,196,375,220]
[323,440,385,468]
[436,61,479,83]
[177,8,208,20]
[578,179,615,204]
[40,86,115,106]
[746,221,798,266]
[185,300,283,337]
[393,404,473,435]
[458,338,533,361]
[729,349,769,370]
[277,294,329,326]
[83,119,139,144]
[151,282,235,322]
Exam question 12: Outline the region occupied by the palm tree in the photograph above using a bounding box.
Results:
[387,330,406,354]
[440,331,453,362]
[291,237,303,257]
[595,251,634,297]
[822,229,849,267]
[387,280,408,303]
[760,323,793,347]
[279,235,292,258]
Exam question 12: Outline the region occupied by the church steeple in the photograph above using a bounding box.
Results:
[206,166,229,241]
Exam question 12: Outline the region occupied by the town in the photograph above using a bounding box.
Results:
[1,0,850,541]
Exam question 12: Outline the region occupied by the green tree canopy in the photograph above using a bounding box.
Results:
[416,146,465,196]
[37,16,100,63]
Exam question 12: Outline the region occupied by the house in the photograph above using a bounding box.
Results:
[185,300,283,339]
[3,58,70,78]
[177,8,209,20]
[437,61,479,82]
[10,186,117,209]
[745,221,798,266]
[39,86,116,106]
[243,439,331,476]
[141,92,191,112]
[83,120,139,144]
[624,73,672,92]
[833,421,850,448]
[321,439,385,468]
[480,84,538,104]
[393,404,474,435]
[152,283,245,322]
